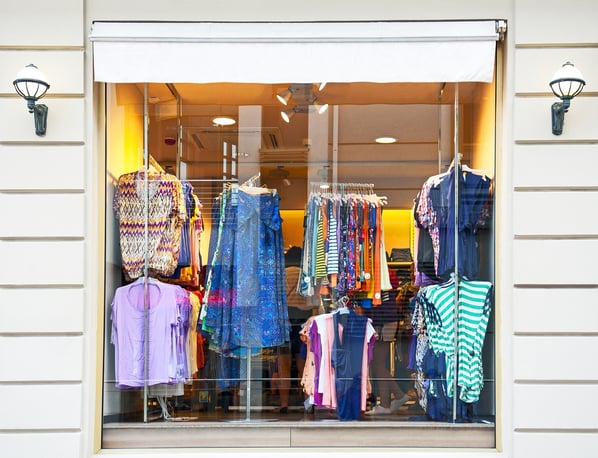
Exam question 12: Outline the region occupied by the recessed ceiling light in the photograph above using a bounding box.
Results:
[375,136,397,144]
[213,116,236,126]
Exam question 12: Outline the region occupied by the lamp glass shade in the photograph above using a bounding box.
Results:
[549,61,585,99]
[13,64,50,100]
[276,89,292,106]
[313,101,329,115]
[281,109,294,123]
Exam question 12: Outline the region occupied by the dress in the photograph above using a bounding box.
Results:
[332,309,369,421]
[204,187,289,355]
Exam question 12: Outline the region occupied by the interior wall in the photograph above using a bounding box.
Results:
[472,79,497,177]
[104,84,145,417]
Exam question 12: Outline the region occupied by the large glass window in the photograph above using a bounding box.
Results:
[103,80,496,448]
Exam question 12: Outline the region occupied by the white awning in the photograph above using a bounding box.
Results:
[89,21,500,84]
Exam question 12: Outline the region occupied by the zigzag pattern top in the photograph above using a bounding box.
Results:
[113,168,187,280]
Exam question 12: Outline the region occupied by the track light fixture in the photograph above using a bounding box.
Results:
[549,61,585,135]
[13,64,50,136]
[277,83,329,122]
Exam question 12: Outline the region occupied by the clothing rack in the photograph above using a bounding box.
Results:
[309,181,375,196]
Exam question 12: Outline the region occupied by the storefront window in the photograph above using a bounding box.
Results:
[103,79,496,448]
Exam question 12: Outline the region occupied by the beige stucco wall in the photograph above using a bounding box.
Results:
[511,2,598,456]
[0,1,597,457]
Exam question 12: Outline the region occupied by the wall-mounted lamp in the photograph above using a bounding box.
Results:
[549,61,585,135]
[13,64,50,136]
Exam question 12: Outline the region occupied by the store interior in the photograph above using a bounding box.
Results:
[102,79,496,427]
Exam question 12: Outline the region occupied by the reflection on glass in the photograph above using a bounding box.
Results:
[103,81,496,444]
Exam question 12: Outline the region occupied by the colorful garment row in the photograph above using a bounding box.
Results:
[298,191,391,306]
[413,166,492,286]
[201,185,290,356]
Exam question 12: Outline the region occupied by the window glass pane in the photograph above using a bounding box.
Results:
[103,81,495,448]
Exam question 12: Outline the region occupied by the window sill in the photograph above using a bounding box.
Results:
[103,419,495,449]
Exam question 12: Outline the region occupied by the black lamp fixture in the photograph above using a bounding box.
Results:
[549,61,585,135]
[13,64,50,136]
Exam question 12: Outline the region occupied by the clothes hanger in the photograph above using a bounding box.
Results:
[460,163,490,180]
[334,296,351,314]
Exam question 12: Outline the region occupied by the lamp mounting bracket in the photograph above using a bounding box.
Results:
[288,83,317,104]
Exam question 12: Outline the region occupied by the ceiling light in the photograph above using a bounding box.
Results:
[375,136,397,144]
[276,89,292,106]
[212,116,236,126]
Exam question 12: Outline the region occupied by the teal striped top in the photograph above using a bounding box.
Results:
[422,279,493,403]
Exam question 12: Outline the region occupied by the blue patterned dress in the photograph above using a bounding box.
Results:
[204,187,289,356]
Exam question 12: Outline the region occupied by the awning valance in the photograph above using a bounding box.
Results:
[89,21,500,84]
